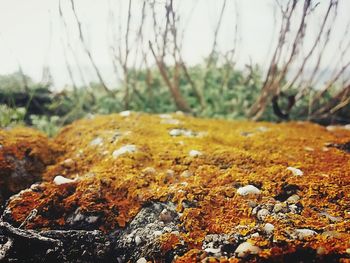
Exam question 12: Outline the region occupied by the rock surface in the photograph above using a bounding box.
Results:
[0,112,350,262]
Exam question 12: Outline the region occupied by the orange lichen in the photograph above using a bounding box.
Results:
[0,127,59,202]
[3,113,350,260]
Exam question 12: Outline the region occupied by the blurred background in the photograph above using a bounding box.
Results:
[0,0,349,135]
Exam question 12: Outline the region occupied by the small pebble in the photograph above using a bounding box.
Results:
[237,185,261,196]
[90,137,103,146]
[180,170,192,178]
[159,114,172,119]
[235,242,261,258]
[273,203,283,213]
[251,232,260,238]
[112,145,137,158]
[119,110,131,117]
[142,167,156,175]
[189,150,202,157]
[319,212,342,222]
[286,167,303,176]
[53,175,76,185]
[166,169,175,177]
[136,258,147,263]
[295,229,317,239]
[62,158,74,168]
[161,118,181,125]
[204,247,221,254]
[264,223,275,234]
[135,236,142,245]
[286,194,300,204]
[159,209,173,223]
[322,231,341,238]
[257,209,269,221]
[169,129,182,137]
[304,146,314,152]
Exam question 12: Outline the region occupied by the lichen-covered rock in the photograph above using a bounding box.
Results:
[1,113,350,262]
[0,127,59,205]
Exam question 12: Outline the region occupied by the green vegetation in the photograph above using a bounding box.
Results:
[0,60,348,136]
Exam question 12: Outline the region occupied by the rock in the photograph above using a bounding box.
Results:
[189,150,202,157]
[112,145,137,158]
[286,167,303,176]
[53,175,77,185]
[235,242,261,258]
[1,113,349,262]
[237,185,261,196]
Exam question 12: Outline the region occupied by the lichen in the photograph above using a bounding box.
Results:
[2,113,350,261]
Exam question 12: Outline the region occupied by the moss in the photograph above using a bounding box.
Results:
[3,113,350,260]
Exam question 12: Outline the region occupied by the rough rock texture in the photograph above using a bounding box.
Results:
[0,127,59,205]
[0,112,350,262]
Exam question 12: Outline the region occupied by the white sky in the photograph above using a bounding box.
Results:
[0,0,349,88]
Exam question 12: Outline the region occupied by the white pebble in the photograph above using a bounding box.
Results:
[159,114,172,119]
[180,170,192,178]
[135,236,142,245]
[237,185,261,196]
[286,194,300,204]
[161,119,180,125]
[136,258,147,263]
[169,129,182,136]
[53,175,76,185]
[189,150,202,157]
[119,110,131,117]
[286,167,303,176]
[90,137,103,146]
[295,229,317,239]
[235,242,261,258]
[204,247,221,254]
[264,223,275,234]
[112,145,137,158]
